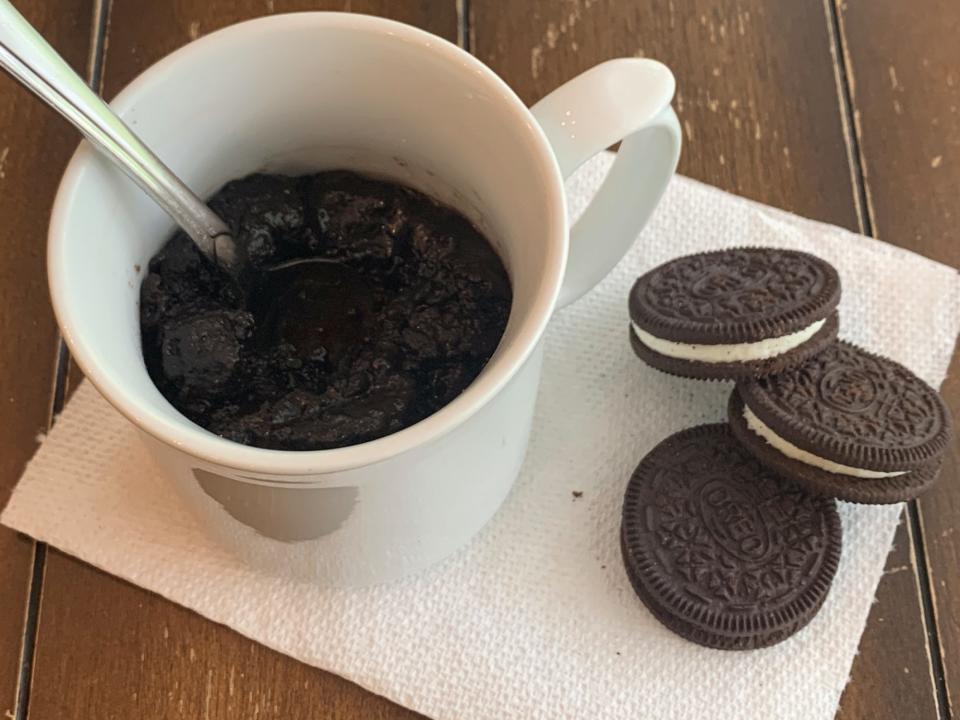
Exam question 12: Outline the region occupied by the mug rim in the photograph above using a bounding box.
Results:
[48,12,568,477]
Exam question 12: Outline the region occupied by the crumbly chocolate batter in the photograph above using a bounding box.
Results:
[140,171,511,450]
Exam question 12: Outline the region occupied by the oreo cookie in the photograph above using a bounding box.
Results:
[729,341,953,504]
[629,248,840,380]
[621,424,841,650]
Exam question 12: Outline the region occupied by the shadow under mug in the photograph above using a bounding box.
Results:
[49,13,681,585]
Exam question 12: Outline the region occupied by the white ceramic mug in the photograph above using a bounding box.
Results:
[49,13,680,585]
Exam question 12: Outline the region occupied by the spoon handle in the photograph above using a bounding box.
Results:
[0,0,238,273]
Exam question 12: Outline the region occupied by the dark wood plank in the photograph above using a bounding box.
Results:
[31,550,424,720]
[28,5,448,718]
[926,355,960,714]
[469,3,939,720]
[0,0,95,716]
[833,0,960,270]
[0,531,32,719]
[472,0,858,227]
[836,520,941,719]
[835,1,960,715]
[99,0,458,99]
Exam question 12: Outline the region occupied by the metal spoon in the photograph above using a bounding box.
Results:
[0,0,242,276]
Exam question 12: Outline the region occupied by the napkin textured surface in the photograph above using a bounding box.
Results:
[5,154,960,720]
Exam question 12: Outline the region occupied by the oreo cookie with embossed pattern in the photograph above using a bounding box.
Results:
[629,248,840,379]
[620,424,841,650]
[729,341,953,504]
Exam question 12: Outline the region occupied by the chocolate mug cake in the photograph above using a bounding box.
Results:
[140,170,512,451]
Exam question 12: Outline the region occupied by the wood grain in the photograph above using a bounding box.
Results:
[98,0,457,99]
[470,2,940,719]
[836,520,941,720]
[30,550,424,720]
[27,5,444,719]
[835,0,960,714]
[472,0,858,227]
[0,0,94,717]
[22,1,953,719]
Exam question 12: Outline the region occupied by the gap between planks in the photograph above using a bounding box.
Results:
[456,0,472,53]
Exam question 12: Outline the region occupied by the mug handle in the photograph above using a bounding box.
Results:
[531,59,682,308]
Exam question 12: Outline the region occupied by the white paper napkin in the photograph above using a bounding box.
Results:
[5,154,959,720]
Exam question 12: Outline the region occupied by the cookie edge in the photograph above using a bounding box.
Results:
[620,424,843,647]
[628,311,839,381]
[729,389,944,504]
[736,341,954,472]
[629,247,841,344]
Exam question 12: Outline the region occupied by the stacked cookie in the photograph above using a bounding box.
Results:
[621,247,953,650]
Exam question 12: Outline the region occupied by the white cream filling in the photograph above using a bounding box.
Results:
[631,319,825,363]
[743,406,907,479]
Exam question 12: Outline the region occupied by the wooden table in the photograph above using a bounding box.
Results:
[1,1,957,718]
